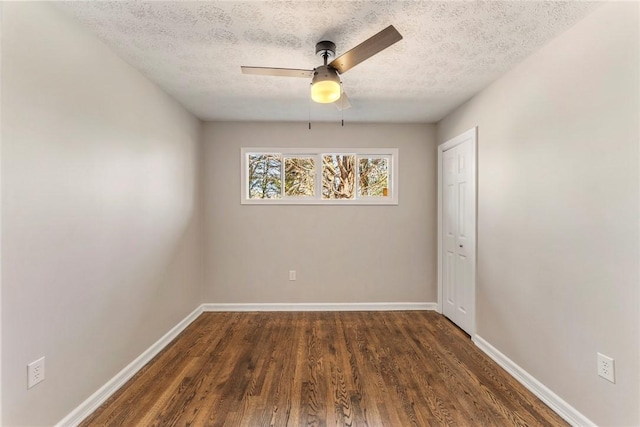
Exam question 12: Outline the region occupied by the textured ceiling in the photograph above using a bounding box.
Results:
[56,1,600,123]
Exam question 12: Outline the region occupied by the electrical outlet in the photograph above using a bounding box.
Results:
[289,270,296,281]
[597,352,615,383]
[27,357,45,389]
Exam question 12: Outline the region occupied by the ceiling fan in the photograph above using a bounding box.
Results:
[241,25,403,110]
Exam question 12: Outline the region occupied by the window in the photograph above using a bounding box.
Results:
[248,154,281,199]
[358,156,390,197]
[284,156,315,197]
[242,148,398,205]
[322,154,355,200]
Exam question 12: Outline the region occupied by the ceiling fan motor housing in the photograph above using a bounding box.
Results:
[315,41,336,59]
[312,65,340,84]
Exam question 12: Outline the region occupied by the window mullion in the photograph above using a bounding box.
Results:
[280,154,285,199]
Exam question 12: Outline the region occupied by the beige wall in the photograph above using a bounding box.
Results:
[437,2,639,425]
[1,3,202,425]
[202,122,437,304]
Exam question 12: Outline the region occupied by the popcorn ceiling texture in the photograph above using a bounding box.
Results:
[56,1,600,123]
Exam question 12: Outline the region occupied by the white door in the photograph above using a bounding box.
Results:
[439,128,476,336]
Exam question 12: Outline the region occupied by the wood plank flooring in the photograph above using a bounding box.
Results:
[81,311,568,426]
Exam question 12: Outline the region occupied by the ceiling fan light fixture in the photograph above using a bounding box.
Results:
[311,66,341,103]
[241,26,403,110]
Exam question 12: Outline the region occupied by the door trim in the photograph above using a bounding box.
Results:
[437,127,477,336]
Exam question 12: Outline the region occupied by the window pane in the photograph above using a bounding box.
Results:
[322,154,355,199]
[285,157,315,197]
[248,154,282,199]
[358,157,389,197]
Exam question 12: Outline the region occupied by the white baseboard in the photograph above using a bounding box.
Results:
[55,305,204,427]
[473,335,595,427]
[202,302,438,312]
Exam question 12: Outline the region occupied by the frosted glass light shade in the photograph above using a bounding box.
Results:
[311,80,341,103]
[311,65,342,104]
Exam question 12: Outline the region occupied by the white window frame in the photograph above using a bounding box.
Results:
[241,147,399,205]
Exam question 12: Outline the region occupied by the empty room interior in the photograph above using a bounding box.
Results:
[1,1,639,426]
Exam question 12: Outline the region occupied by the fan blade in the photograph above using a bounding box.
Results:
[335,91,352,111]
[329,25,402,74]
[241,66,313,78]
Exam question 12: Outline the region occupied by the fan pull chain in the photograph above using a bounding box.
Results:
[308,84,312,130]
[341,83,344,127]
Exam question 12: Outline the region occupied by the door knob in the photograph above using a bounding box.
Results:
[459,244,463,248]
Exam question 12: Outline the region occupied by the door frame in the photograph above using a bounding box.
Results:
[437,127,478,337]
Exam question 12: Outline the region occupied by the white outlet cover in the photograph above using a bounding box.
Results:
[597,352,615,383]
[27,357,45,389]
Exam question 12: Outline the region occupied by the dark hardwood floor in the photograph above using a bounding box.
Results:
[81,311,568,426]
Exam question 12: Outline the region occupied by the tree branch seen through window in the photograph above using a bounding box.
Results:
[243,148,397,205]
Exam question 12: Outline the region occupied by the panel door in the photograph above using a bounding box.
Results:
[442,138,475,335]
